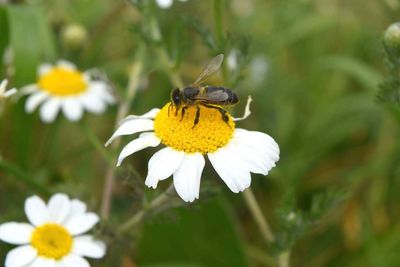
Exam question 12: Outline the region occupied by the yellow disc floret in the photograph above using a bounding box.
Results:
[31,223,73,259]
[38,67,87,96]
[154,104,235,154]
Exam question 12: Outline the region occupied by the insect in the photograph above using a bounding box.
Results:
[170,54,239,128]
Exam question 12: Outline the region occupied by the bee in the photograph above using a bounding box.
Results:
[170,54,239,128]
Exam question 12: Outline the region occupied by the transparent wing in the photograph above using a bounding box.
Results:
[193,54,224,86]
[193,87,230,103]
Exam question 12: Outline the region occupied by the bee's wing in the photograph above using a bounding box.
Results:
[193,54,224,86]
[193,87,230,102]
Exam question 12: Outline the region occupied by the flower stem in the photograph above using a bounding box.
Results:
[243,188,275,243]
[213,0,225,48]
[155,46,184,88]
[0,158,50,195]
[243,189,291,267]
[277,251,291,267]
[81,121,114,166]
[117,185,176,234]
[100,55,144,220]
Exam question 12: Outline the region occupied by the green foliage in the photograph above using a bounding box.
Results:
[1,0,400,267]
[273,189,348,253]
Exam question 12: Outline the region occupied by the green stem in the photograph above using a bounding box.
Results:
[100,51,144,220]
[243,189,275,243]
[155,46,184,88]
[80,121,114,166]
[213,0,225,48]
[0,159,50,195]
[117,184,176,234]
[277,251,290,267]
[242,189,291,267]
[213,0,228,81]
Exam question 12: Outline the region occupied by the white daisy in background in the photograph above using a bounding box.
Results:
[156,0,189,9]
[0,193,106,267]
[22,60,115,123]
[0,79,17,99]
[106,99,280,202]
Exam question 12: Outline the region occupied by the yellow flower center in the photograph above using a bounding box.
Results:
[154,103,235,154]
[38,67,87,96]
[31,224,73,260]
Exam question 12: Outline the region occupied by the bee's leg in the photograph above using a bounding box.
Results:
[180,106,188,121]
[202,104,230,128]
[192,105,201,129]
[168,103,172,117]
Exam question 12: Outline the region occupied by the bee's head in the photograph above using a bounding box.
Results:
[171,88,182,108]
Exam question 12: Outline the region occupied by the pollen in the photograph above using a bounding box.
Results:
[154,103,235,154]
[38,67,87,96]
[31,223,73,259]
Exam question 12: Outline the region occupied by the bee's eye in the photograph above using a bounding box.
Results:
[172,89,181,105]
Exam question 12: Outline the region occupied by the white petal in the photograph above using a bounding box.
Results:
[69,199,87,217]
[40,98,61,123]
[173,153,204,202]
[4,88,17,97]
[145,147,185,189]
[119,108,160,125]
[0,223,34,244]
[63,199,87,227]
[73,235,106,259]
[89,81,115,105]
[156,0,173,8]
[57,60,76,71]
[38,63,53,76]
[64,213,99,236]
[234,129,280,161]
[105,119,154,147]
[47,193,71,224]
[25,91,48,113]
[116,133,161,166]
[19,85,38,96]
[226,131,279,176]
[61,255,89,267]
[208,147,251,193]
[79,91,106,114]
[233,96,252,121]
[0,79,8,94]
[61,98,84,122]
[5,245,37,267]
[25,196,49,226]
[30,257,56,267]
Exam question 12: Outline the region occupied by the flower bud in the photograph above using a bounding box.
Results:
[61,23,88,49]
[384,23,400,48]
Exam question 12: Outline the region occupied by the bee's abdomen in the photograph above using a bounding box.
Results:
[205,86,239,104]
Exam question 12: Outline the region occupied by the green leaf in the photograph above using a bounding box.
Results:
[0,7,9,75]
[137,198,249,267]
[317,56,383,92]
[6,5,56,86]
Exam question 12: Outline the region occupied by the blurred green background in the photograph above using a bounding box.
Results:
[1,0,400,266]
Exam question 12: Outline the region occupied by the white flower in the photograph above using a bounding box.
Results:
[227,49,240,71]
[106,100,280,202]
[156,0,189,9]
[0,79,17,99]
[249,55,269,86]
[22,60,115,123]
[0,193,106,267]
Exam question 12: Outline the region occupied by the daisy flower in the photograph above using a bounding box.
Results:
[0,193,106,267]
[0,79,17,99]
[22,60,115,123]
[106,99,280,202]
[156,0,189,9]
